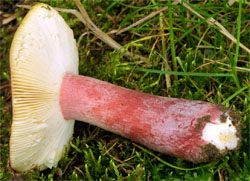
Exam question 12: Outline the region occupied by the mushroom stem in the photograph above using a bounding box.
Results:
[60,73,241,163]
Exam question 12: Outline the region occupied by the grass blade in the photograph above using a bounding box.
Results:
[231,0,242,89]
[120,66,233,77]
[133,143,218,171]
[168,0,177,79]
[222,86,249,105]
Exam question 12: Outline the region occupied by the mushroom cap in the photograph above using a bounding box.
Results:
[9,3,78,172]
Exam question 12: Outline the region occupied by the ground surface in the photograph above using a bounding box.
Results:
[0,0,249,180]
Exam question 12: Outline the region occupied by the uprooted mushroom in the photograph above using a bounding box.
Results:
[9,3,241,173]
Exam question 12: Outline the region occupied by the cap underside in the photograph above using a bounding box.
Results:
[10,3,78,172]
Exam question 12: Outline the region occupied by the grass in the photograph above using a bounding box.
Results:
[0,0,249,180]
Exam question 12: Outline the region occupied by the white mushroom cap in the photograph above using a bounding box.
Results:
[9,3,78,172]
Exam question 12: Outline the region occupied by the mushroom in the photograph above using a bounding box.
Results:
[9,3,241,173]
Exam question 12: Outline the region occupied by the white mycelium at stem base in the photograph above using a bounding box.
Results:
[9,3,78,172]
[202,113,239,150]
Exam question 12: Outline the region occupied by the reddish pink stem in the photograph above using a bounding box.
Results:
[60,74,233,162]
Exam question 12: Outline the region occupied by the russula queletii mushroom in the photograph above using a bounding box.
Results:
[9,3,241,172]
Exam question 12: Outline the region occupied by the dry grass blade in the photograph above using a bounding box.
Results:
[74,0,147,61]
[116,7,168,35]
[73,0,121,50]
[116,1,180,35]
[176,0,250,54]
[0,83,10,90]
[17,3,147,62]
[159,12,171,88]
[16,4,87,23]
[2,14,17,25]
[77,32,88,49]
[205,58,250,72]
[194,27,210,60]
